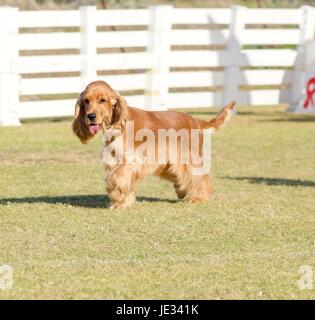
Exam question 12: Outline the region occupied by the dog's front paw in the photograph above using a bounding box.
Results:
[109,202,132,210]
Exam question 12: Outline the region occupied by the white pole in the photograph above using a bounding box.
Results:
[288,5,315,112]
[80,6,97,90]
[145,5,172,111]
[222,5,246,109]
[0,6,20,126]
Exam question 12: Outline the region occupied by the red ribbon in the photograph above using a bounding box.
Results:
[304,78,315,108]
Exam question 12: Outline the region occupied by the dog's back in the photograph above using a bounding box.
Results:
[126,101,236,133]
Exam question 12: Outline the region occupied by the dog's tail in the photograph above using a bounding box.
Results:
[202,101,236,132]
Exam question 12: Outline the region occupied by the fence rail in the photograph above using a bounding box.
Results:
[0,5,314,125]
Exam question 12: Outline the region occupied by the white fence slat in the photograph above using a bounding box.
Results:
[145,5,172,110]
[0,7,20,126]
[97,31,149,48]
[169,50,224,67]
[168,92,221,108]
[169,71,224,87]
[101,74,147,90]
[241,49,297,67]
[242,29,300,45]
[81,6,97,88]
[19,31,150,51]
[238,89,290,105]
[18,10,80,28]
[19,70,291,96]
[20,77,80,95]
[18,69,289,95]
[96,9,150,26]
[125,95,146,108]
[20,74,147,95]
[172,9,231,24]
[240,70,292,86]
[17,53,153,74]
[18,33,80,50]
[244,9,302,24]
[223,5,246,107]
[168,49,297,68]
[19,99,76,118]
[97,52,153,70]
[17,55,81,73]
[171,29,229,46]
[20,8,300,28]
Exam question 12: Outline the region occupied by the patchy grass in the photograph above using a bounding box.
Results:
[0,105,315,300]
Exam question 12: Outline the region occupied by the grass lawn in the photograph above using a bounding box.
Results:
[0,105,314,299]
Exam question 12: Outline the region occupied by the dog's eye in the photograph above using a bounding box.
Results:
[100,98,107,103]
[84,98,89,104]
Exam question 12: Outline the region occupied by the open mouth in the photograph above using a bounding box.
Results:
[89,124,101,135]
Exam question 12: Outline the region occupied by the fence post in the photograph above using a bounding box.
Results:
[222,5,246,109]
[80,6,97,90]
[0,6,20,126]
[288,5,315,112]
[145,5,172,110]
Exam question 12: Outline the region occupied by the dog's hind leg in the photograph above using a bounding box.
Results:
[156,164,187,199]
[184,174,213,203]
[172,165,213,203]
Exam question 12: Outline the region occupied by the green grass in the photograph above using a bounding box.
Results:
[0,105,315,300]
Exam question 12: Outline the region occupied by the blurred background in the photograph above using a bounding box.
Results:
[2,0,315,10]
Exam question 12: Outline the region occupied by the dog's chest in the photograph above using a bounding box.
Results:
[102,127,124,173]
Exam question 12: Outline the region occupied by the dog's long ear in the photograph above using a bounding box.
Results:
[72,92,93,144]
[111,91,128,127]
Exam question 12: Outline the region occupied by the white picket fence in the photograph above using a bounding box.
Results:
[0,5,314,125]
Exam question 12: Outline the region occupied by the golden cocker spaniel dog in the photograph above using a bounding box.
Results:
[73,81,235,209]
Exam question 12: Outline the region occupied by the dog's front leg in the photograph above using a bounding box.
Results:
[105,164,137,209]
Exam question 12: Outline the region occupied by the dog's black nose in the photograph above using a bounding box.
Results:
[87,113,96,121]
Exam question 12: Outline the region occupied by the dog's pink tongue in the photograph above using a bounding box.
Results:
[89,124,100,135]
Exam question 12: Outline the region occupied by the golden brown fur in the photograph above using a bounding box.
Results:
[73,81,236,209]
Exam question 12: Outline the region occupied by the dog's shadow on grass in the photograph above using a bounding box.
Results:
[223,176,315,188]
[0,194,178,209]
[258,117,315,123]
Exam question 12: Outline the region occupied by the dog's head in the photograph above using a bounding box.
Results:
[72,81,128,144]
